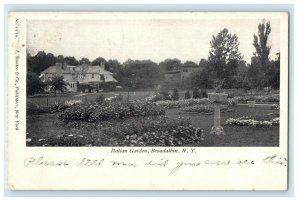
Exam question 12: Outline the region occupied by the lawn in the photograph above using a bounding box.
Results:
[26,104,279,147]
[28,91,155,106]
[165,105,279,146]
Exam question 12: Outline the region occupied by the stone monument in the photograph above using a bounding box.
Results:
[208,93,228,135]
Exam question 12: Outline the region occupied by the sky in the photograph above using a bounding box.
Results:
[27,18,280,64]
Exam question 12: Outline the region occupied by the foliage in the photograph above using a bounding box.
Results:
[79,57,91,65]
[64,56,79,66]
[58,101,165,123]
[117,59,163,90]
[182,104,231,114]
[253,20,272,67]
[192,87,201,99]
[232,94,279,103]
[45,75,68,96]
[26,116,204,146]
[155,98,209,109]
[27,71,46,95]
[26,101,51,114]
[207,28,242,89]
[171,88,179,100]
[184,90,191,99]
[158,58,182,72]
[225,116,279,128]
[91,57,106,66]
[95,94,105,104]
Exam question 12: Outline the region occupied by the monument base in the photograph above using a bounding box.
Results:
[210,126,225,135]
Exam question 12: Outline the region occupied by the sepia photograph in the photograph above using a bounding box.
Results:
[7,11,289,191]
[25,15,282,147]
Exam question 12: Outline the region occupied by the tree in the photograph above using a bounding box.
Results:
[253,20,271,68]
[27,72,46,95]
[158,58,182,72]
[183,61,198,66]
[171,88,179,100]
[248,20,272,89]
[106,59,121,74]
[207,28,242,89]
[119,59,163,90]
[79,57,91,65]
[265,52,280,89]
[92,57,106,66]
[64,56,79,66]
[46,75,67,96]
[27,51,56,74]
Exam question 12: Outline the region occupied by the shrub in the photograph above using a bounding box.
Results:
[27,101,51,114]
[184,91,191,99]
[225,116,279,128]
[95,94,105,104]
[171,88,179,100]
[27,116,204,146]
[192,87,200,99]
[116,94,123,101]
[155,98,209,109]
[200,90,208,98]
[58,101,165,123]
[182,104,231,114]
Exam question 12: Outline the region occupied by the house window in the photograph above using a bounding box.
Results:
[92,74,94,78]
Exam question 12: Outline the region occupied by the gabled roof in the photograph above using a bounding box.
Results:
[41,64,113,75]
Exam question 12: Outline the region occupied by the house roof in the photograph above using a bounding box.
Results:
[41,64,113,75]
[164,70,181,74]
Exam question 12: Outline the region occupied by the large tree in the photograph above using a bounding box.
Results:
[253,20,271,68]
[79,57,91,65]
[27,51,56,74]
[158,58,182,72]
[46,75,67,96]
[248,20,272,88]
[207,28,242,89]
[119,59,163,89]
[64,56,79,66]
[27,72,46,95]
[91,57,106,66]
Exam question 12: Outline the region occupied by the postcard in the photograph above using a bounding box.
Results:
[7,12,288,190]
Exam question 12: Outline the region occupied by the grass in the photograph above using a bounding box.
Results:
[166,105,279,146]
[27,104,279,147]
[28,91,155,106]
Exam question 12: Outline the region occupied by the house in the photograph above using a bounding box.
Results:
[164,63,201,83]
[40,62,117,92]
[164,70,181,83]
[180,63,200,80]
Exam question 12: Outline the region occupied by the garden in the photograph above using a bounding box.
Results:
[26,89,280,147]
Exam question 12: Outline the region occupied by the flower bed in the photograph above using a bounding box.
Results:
[232,94,279,103]
[27,116,204,146]
[58,101,165,123]
[154,98,210,109]
[225,116,280,128]
[181,104,232,114]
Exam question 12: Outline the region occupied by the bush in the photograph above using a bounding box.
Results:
[58,101,165,123]
[192,87,200,99]
[182,104,231,114]
[116,94,123,101]
[184,91,191,99]
[95,94,105,104]
[200,90,208,98]
[225,116,279,128]
[27,101,51,114]
[155,98,209,109]
[171,88,179,100]
[27,116,204,146]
